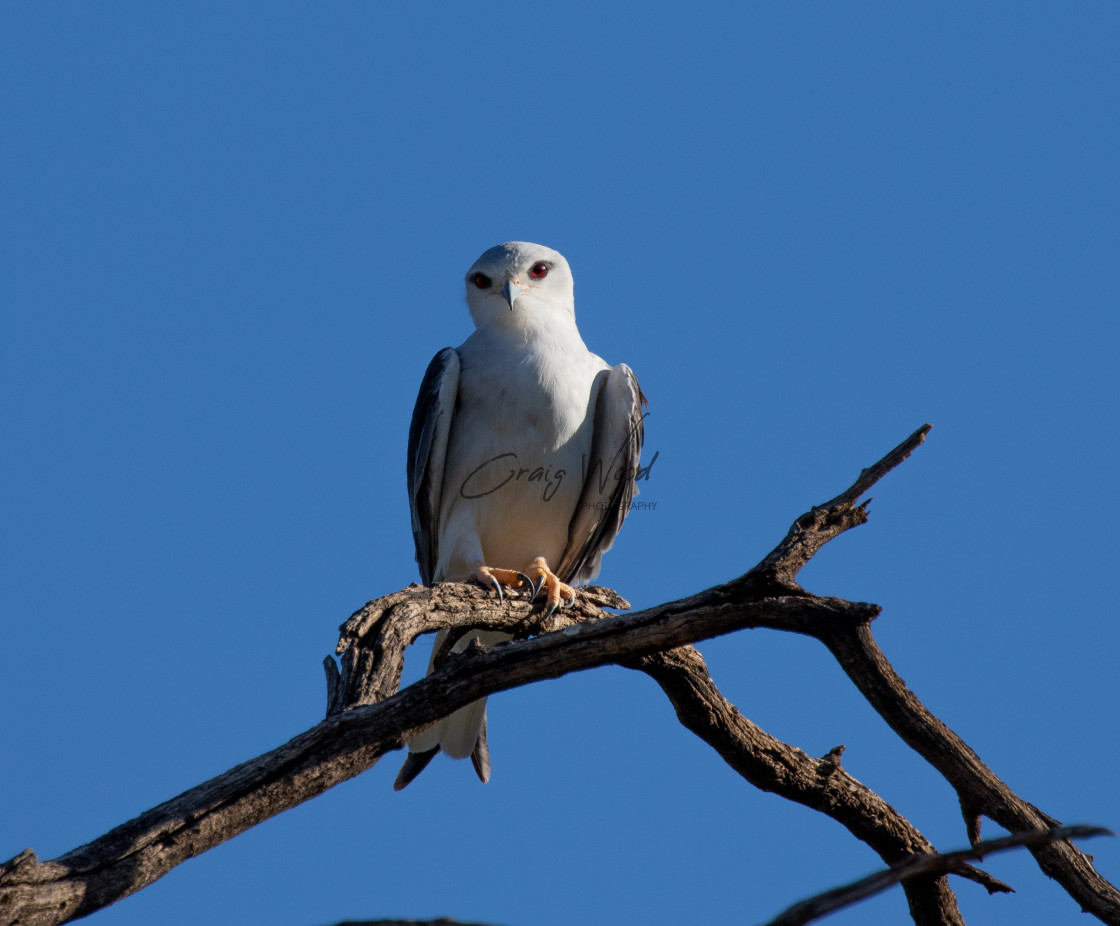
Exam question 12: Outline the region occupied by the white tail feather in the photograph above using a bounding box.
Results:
[440,696,489,759]
[405,628,510,758]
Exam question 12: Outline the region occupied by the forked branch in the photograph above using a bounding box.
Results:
[2,424,1115,926]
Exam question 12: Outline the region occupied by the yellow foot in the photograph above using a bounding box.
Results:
[471,565,532,604]
[524,556,576,618]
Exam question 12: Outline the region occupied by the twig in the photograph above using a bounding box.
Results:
[764,825,1115,926]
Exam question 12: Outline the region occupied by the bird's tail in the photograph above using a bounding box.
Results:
[394,629,509,789]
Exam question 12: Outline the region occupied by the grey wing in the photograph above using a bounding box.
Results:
[557,363,647,585]
[407,347,461,586]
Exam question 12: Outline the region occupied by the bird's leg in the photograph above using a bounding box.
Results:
[524,556,576,619]
[471,565,533,605]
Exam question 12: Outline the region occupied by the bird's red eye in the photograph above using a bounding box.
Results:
[472,272,492,289]
[529,262,549,279]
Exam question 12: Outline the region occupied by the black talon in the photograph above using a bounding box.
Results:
[515,572,533,596]
[530,576,544,602]
[561,595,576,609]
[489,576,504,605]
[541,600,558,620]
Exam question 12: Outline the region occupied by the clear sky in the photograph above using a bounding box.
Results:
[2,4,1118,925]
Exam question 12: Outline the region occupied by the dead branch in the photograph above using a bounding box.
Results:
[764,825,1115,926]
[2,424,1116,926]
[0,592,874,926]
[631,646,1003,926]
[819,626,1120,921]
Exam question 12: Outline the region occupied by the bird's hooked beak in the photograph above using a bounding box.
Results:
[501,278,523,311]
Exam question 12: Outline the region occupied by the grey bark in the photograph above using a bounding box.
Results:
[765,826,1114,926]
[1,425,1115,926]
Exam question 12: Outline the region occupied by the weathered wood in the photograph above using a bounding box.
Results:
[633,646,986,926]
[2,423,1117,926]
[820,623,1120,922]
[764,826,1115,926]
[0,594,877,926]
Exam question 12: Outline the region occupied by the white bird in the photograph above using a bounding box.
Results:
[395,241,646,790]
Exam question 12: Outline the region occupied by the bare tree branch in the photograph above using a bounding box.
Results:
[700,422,1120,922]
[632,646,1003,926]
[764,825,1115,926]
[754,424,931,588]
[816,624,1120,921]
[2,423,1116,926]
[0,594,875,925]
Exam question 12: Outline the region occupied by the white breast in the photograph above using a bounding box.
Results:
[434,324,609,579]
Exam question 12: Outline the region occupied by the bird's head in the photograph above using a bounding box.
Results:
[464,242,575,329]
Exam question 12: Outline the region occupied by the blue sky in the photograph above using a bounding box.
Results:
[2,4,1118,925]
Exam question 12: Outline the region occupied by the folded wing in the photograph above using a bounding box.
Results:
[557,363,647,585]
[407,347,461,585]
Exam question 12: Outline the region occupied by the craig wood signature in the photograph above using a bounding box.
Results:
[459,449,658,502]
